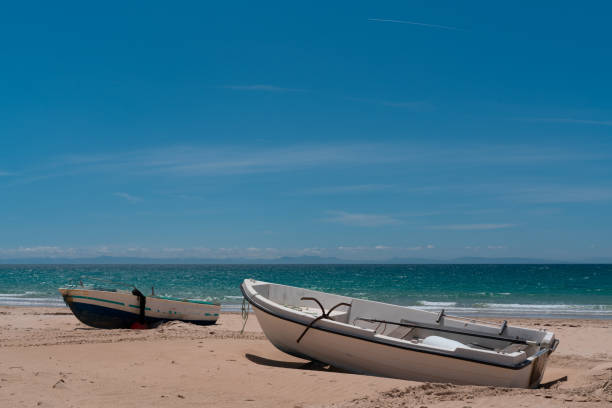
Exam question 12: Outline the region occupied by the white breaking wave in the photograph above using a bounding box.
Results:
[0,291,43,297]
[221,304,243,312]
[481,303,611,310]
[412,302,612,317]
[1,295,611,317]
[0,296,65,307]
[187,297,215,302]
[417,301,457,307]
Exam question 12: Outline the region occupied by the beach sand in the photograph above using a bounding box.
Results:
[1,307,610,407]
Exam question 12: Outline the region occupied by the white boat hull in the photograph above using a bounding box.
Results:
[242,279,556,388]
[254,305,547,388]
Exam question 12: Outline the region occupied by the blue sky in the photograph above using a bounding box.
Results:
[1,1,611,260]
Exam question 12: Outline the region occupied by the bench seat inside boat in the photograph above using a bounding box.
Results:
[344,300,530,366]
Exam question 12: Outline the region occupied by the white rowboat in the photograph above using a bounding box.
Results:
[241,279,558,388]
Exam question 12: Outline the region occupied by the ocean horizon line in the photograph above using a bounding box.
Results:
[1,255,612,265]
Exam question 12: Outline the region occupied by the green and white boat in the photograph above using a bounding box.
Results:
[59,285,220,329]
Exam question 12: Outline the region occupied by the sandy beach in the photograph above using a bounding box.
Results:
[1,307,610,408]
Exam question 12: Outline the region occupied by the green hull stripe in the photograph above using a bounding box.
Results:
[69,295,124,306]
[128,304,152,311]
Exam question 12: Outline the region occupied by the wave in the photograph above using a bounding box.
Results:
[2,296,611,318]
[481,303,611,310]
[0,291,43,297]
[221,304,244,312]
[416,301,457,307]
[0,296,65,307]
[187,297,215,302]
[412,302,612,317]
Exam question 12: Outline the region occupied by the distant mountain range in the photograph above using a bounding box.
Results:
[1,255,611,264]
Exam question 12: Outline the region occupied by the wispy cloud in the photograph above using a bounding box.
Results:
[6,142,609,188]
[521,117,612,126]
[338,244,434,252]
[223,84,307,93]
[325,211,400,227]
[0,246,74,258]
[509,186,612,203]
[428,223,515,230]
[301,184,395,195]
[346,97,433,111]
[113,192,142,203]
[368,18,461,31]
[57,144,399,178]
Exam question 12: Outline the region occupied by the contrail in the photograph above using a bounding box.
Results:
[368,18,461,31]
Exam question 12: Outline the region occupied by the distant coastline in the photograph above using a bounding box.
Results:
[1,255,611,264]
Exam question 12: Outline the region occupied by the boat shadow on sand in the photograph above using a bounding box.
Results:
[245,353,351,373]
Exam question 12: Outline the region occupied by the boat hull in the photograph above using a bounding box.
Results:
[65,300,216,329]
[60,288,219,329]
[241,279,554,388]
[252,304,548,388]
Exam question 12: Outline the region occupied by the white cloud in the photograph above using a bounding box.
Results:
[326,211,401,227]
[113,192,142,203]
[0,245,317,260]
[296,247,323,255]
[0,246,76,258]
[162,247,186,253]
[404,245,435,251]
[428,224,515,230]
[338,244,434,252]
[337,246,369,251]
[0,243,440,260]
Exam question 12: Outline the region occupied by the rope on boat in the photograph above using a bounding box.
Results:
[240,297,250,334]
[296,297,351,343]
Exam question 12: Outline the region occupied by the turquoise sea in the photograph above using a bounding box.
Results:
[1,264,611,318]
